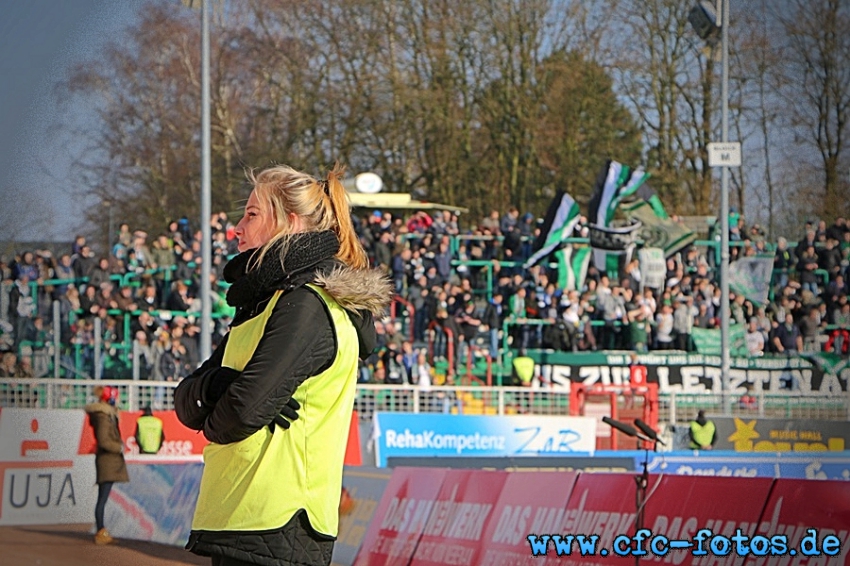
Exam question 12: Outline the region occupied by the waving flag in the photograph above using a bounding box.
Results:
[729,254,775,305]
[524,190,581,268]
[620,183,696,258]
[557,246,592,290]
[587,161,646,274]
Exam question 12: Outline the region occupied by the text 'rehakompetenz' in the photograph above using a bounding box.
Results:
[528,528,843,559]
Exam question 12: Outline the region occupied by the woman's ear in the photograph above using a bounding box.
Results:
[288,213,304,233]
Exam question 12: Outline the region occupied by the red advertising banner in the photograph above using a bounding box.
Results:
[77,410,205,457]
[753,479,850,566]
[641,475,774,565]
[353,466,448,566]
[409,469,508,566]
[479,470,578,566]
[555,472,640,566]
[77,409,363,464]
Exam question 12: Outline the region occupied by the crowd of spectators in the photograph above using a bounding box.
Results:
[1,205,849,385]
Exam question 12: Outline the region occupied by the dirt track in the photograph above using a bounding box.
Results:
[0,524,206,566]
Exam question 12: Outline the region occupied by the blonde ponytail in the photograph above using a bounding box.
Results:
[326,163,368,269]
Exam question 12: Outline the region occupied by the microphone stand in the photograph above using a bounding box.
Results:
[601,417,656,566]
[634,438,655,566]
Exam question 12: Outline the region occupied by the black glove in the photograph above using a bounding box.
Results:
[268,397,301,432]
[202,366,241,407]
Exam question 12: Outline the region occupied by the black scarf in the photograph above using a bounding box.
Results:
[223,231,340,311]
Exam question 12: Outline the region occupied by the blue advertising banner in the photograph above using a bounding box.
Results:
[110,462,203,546]
[621,451,850,480]
[372,413,596,467]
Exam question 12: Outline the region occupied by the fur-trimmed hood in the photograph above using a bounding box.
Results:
[314,265,392,317]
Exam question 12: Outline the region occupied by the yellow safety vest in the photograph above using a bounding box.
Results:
[136,416,163,454]
[689,420,716,449]
[512,356,535,385]
[192,285,358,538]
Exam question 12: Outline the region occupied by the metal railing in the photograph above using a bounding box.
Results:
[2,379,847,423]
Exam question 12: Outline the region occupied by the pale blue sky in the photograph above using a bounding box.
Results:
[0,0,140,242]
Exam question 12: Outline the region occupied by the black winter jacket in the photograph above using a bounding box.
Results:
[174,231,391,566]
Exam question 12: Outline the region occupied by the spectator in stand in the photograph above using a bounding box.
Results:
[746,318,765,357]
[72,245,98,285]
[433,240,453,286]
[70,235,86,256]
[391,246,410,294]
[819,238,843,282]
[826,217,847,242]
[620,288,642,352]
[53,254,75,295]
[138,284,159,311]
[773,312,803,354]
[12,251,40,281]
[773,237,794,292]
[124,248,145,275]
[173,248,196,288]
[827,299,850,354]
[798,306,825,352]
[501,223,523,269]
[111,285,138,313]
[730,293,748,326]
[825,274,848,314]
[500,206,519,235]
[480,209,501,235]
[693,301,714,329]
[86,257,111,292]
[796,226,817,262]
[483,292,504,359]
[176,320,202,372]
[0,351,17,377]
[381,342,408,385]
[166,280,193,312]
[815,219,829,242]
[373,231,394,275]
[673,294,695,351]
[95,282,114,314]
[654,302,675,350]
[455,300,482,361]
[150,234,175,300]
[434,294,460,364]
[15,354,35,378]
[158,332,187,381]
[9,274,36,350]
[508,285,529,350]
[407,276,429,342]
[413,349,432,389]
[797,246,820,296]
[406,210,433,235]
[842,232,850,274]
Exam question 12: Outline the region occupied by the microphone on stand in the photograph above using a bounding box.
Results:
[602,416,651,442]
[634,418,666,446]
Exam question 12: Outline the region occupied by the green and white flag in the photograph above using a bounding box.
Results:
[587,161,648,274]
[691,324,748,356]
[620,183,696,258]
[729,254,775,305]
[524,190,581,268]
[557,246,592,291]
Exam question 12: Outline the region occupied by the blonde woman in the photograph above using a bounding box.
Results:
[175,164,390,566]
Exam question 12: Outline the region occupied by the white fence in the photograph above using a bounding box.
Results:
[2,378,848,423]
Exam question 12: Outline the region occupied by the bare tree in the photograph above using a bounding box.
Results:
[775,0,850,221]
